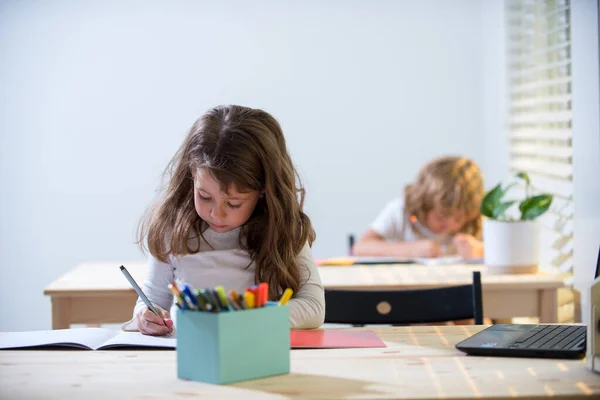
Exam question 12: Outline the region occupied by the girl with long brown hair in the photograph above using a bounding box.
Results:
[123,105,324,335]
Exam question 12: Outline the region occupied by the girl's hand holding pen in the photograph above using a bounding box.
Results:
[137,306,174,336]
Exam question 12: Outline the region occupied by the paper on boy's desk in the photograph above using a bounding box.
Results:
[315,256,414,266]
[0,328,176,350]
[415,256,465,266]
[315,255,484,266]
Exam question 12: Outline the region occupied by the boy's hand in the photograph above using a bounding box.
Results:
[136,306,174,336]
[411,240,443,258]
[453,233,484,259]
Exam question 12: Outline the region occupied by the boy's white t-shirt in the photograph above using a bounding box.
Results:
[370,198,452,246]
[121,226,325,331]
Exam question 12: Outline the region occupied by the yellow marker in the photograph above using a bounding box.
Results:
[278,288,293,305]
[244,291,255,309]
[315,257,354,266]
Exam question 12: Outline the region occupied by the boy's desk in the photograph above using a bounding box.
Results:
[1,326,597,399]
[44,262,565,329]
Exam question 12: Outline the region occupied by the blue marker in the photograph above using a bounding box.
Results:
[181,285,199,310]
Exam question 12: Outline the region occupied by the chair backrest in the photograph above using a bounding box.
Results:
[324,271,483,325]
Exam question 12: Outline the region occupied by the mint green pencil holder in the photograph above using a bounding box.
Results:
[176,305,290,384]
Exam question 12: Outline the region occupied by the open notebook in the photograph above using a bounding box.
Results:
[0,328,176,350]
[1,328,386,350]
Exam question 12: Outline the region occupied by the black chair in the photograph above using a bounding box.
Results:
[325,271,483,325]
[348,234,355,255]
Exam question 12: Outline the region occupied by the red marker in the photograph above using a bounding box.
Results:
[257,282,269,307]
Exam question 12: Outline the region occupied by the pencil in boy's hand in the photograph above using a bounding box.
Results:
[409,215,433,239]
[119,265,169,328]
[278,288,293,306]
[410,215,448,253]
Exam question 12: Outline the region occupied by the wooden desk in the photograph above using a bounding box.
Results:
[44,262,565,329]
[1,326,597,399]
[319,264,565,324]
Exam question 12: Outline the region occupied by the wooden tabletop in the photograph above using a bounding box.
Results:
[44,261,147,296]
[44,262,565,296]
[317,264,565,290]
[1,326,597,399]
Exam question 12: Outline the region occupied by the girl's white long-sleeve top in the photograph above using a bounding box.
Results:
[122,226,325,330]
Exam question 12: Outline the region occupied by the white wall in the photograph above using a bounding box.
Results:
[571,0,600,325]
[481,1,509,187]
[0,0,485,331]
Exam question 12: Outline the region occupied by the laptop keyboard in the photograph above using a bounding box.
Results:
[508,325,586,350]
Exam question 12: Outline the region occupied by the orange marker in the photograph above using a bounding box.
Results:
[229,289,242,309]
[168,281,184,308]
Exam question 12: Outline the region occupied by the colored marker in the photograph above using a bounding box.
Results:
[257,282,269,307]
[214,286,231,311]
[168,282,184,309]
[244,291,255,309]
[238,295,247,309]
[182,285,199,310]
[229,289,243,310]
[202,289,221,312]
[278,288,293,306]
[193,289,213,311]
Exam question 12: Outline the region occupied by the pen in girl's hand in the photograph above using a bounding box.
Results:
[119,265,169,328]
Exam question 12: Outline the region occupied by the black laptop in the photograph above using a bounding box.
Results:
[455,247,600,360]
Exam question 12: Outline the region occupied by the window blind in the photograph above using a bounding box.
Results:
[506,0,574,322]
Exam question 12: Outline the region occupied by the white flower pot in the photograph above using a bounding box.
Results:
[483,219,540,274]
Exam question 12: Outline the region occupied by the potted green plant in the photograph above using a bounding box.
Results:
[481,172,553,274]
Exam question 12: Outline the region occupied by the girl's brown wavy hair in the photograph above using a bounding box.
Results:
[404,156,484,238]
[138,105,315,299]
